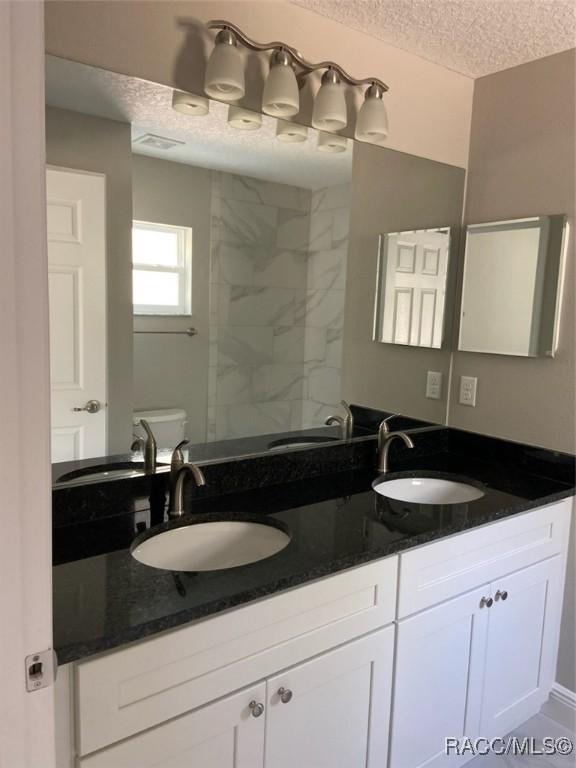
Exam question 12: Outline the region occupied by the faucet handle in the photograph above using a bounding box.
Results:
[130,435,145,452]
[171,440,190,477]
[378,413,401,439]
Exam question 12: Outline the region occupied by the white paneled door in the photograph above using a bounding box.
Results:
[381,230,449,347]
[47,167,107,461]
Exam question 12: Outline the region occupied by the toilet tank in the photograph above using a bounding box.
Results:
[133,408,187,449]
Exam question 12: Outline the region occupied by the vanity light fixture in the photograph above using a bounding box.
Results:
[262,50,300,117]
[317,131,348,153]
[203,20,390,142]
[355,83,389,144]
[204,28,245,101]
[276,120,308,143]
[312,68,347,131]
[227,105,262,130]
[171,89,210,116]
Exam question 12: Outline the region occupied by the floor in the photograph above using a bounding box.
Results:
[468,715,575,766]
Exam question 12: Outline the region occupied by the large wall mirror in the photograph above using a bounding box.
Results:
[45,54,469,481]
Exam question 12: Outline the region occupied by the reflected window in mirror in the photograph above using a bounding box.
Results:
[373,227,451,349]
[132,221,192,315]
[458,215,567,357]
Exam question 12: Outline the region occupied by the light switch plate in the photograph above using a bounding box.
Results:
[459,375,478,406]
[426,371,442,400]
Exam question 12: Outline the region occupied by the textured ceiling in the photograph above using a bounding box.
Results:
[45,56,352,190]
[292,0,575,77]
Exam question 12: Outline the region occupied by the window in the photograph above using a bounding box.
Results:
[132,221,192,315]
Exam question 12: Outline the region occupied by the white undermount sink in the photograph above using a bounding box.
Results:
[132,521,291,572]
[373,477,484,505]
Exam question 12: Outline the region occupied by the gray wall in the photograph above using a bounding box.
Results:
[45,107,134,453]
[342,143,465,424]
[451,50,575,693]
[449,50,576,455]
[132,154,212,443]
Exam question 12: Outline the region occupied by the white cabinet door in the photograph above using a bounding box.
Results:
[47,167,107,461]
[264,627,394,768]
[481,556,564,736]
[389,586,489,768]
[78,683,265,768]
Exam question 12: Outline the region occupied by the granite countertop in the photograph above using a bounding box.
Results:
[53,447,574,665]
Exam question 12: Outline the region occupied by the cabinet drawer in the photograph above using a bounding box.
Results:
[397,499,571,618]
[76,556,397,755]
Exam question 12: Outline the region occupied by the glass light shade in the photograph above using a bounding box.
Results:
[276,120,308,142]
[171,90,209,116]
[204,41,245,102]
[355,95,389,144]
[312,81,347,131]
[228,106,262,130]
[317,132,348,153]
[262,63,299,117]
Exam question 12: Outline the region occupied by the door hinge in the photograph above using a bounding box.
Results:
[25,649,57,692]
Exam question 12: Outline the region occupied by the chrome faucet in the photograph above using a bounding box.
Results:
[325,400,354,440]
[377,431,414,474]
[133,418,157,474]
[169,462,206,518]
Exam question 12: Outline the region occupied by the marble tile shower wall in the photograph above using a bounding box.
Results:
[301,184,350,429]
[207,172,350,441]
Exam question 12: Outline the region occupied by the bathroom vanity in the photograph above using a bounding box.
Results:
[53,429,574,768]
[44,34,574,768]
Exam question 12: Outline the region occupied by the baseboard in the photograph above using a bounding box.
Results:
[541,683,576,731]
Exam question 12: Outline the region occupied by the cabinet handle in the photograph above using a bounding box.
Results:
[495,590,508,601]
[278,686,293,704]
[249,700,264,718]
[480,596,493,608]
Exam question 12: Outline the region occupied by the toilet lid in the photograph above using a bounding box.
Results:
[133,408,187,425]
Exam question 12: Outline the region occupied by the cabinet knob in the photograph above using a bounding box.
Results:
[495,590,508,601]
[249,700,264,718]
[480,596,493,608]
[278,686,293,704]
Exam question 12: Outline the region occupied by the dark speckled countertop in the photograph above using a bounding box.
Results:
[53,433,574,665]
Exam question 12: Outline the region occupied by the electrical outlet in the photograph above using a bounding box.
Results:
[426,371,442,400]
[459,376,478,406]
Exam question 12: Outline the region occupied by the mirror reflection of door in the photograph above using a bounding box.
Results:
[375,229,450,348]
[47,167,107,461]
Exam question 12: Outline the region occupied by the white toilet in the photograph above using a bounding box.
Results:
[133,408,188,450]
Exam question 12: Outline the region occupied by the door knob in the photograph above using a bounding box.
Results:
[72,399,102,414]
[495,590,508,601]
[479,596,493,608]
[249,700,264,718]
[277,687,293,704]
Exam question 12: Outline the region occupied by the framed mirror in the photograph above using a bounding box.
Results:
[373,227,452,348]
[458,215,568,357]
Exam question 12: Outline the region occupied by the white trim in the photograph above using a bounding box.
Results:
[0,2,55,766]
[542,683,576,732]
